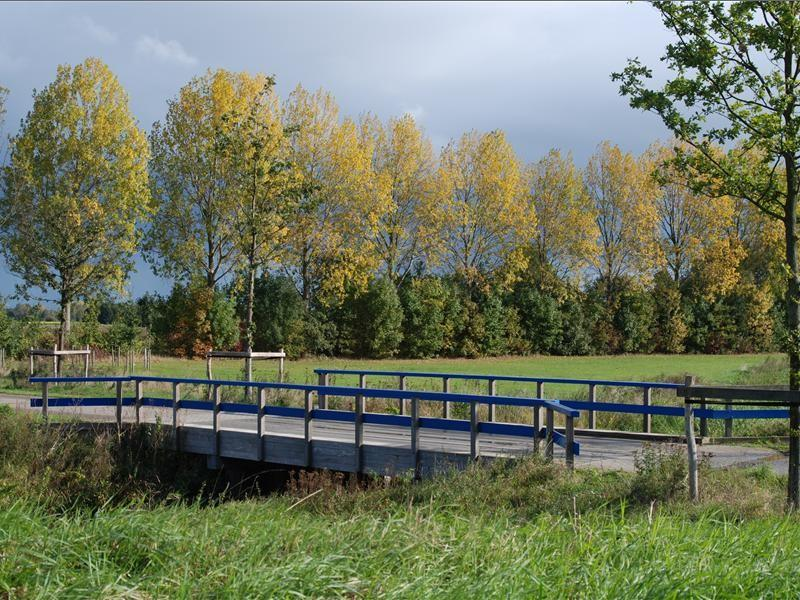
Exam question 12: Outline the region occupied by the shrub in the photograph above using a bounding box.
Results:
[630,443,686,502]
[399,277,446,358]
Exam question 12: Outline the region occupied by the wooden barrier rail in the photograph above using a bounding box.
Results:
[29,375,581,475]
[679,377,800,503]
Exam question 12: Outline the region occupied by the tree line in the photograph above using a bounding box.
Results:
[0,55,788,359]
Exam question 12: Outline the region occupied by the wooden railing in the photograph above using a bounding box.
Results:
[29,375,582,473]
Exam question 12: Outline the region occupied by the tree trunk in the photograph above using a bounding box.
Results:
[58,294,70,351]
[246,256,256,353]
[784,153,800,509]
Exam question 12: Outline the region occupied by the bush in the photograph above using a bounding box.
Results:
[630,443,686,502]
[153,284,239,357]
[399,277,447,358]
[511,282,561,353]
[355,277,404,358]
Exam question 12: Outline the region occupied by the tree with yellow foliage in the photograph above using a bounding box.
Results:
[218,76,300,353]
[648,141,744,298]
[282,86,384,306]
[584,141,659,290]
[0,58,149,349]
[527,148,596,287]
[431,130,535,288]
[147,69,269,290]
[363,113,436,284]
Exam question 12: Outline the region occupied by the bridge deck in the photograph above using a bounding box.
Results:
[1,395,781,474]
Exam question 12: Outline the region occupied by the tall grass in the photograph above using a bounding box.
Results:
[0,405,797,597]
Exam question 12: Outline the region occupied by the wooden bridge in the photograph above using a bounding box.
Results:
[24,371,787,478]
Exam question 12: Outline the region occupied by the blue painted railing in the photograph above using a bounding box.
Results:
[28,375,581,468]
[314,368,789,436]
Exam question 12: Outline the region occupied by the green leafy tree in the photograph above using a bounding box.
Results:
[399,277,447,358]
[0,58,149,349]
[353,277,404,358]
[614,0,800,505]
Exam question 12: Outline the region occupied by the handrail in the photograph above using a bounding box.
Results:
[313,368,681,390]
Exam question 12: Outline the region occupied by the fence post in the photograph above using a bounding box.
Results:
[566,412,575,470]
[358,374,366,412]
[545,407,554,460]
[256,387,265,461]
[29,348,33,376]
[398,375,406,415]
[642,386,652,433]
[172,382,181,451]
[115,380,123,429]
[318,372,328,409]
[41,380,48,424]
[724,402,733,438]
[534,382,544,453]
[411,397,420,480]
[53,345,58,378]
[683,375,699,502]
[134,379,143,425]
[442,377,451,419]
[355,393,364,474]
[487,379,496,422]
[587,383,596,429]
[304,389,314,468]
[470,398,479,460]
[279,349,285,383]
[83,346,89,377]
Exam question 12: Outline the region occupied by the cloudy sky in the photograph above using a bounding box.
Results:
[0,1,674,300]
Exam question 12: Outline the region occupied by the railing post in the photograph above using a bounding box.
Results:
[724,402,733,438]
[699,397,708,438]
[411,397,420,480]
[304,390,314,468]
[566,413,575,470]
[115,380,123,429]
[358,374,366,412]
[279,349,285,383]
[317,372,328,409]
[534,382,543,453]
[355,393,364,474]
[587,383,596,429]
[257,387,265,461]
[212,384,221,458]
[442,377,451,419]
[398,375,407,415]
[642,386,651,433]
[545,407,554,460]
[134,379,143,425]
[41,380,48,424]
[83,345,89,378]
[684,375,699,501]
[53,345,58,378]
[172,382,181,451]
[29,347,34,377]
[470,399,479,460]
[487,379,496,422]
